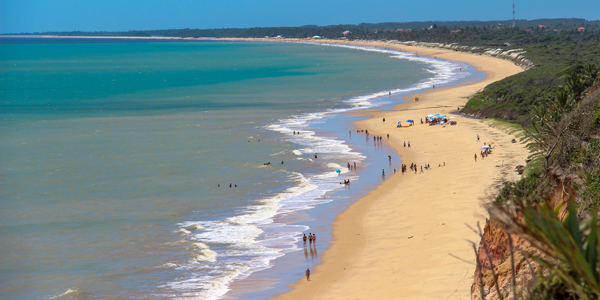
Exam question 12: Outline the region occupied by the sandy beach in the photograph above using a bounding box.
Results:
[269,40,528,299]
[7,35,528,298]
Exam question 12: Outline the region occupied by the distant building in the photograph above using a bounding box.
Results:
[312,35,322,39]
[396,28,411,32]
[451,30,461,34]
[538,25,546,29]
[578,27,585,32]
[342,30,351,35]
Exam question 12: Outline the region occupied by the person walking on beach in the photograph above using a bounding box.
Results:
[403,141,406,147]
[314,153,317,159]
[474,154,477,161]
[477,134,480,141]
[353,162,357,170]
[306,268,311,281]
[388,155,392,163]
[383,117,385,123]
[408,141,411,148]
[303,234,307,245]
[382,169,385,177]
[312,234,316,244]
[308,233,313,245]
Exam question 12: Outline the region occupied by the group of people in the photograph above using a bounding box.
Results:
[217,183,238,187]
[347,162,358,170]
[403,141,411,147]
[303,233,317,245]
[263,161,285,166]
[303,233,317,281]
[340,179,351,185]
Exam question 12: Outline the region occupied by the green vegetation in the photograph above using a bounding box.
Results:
[495,70,600,210]
[493,204,600,300]
[461,38,600,122]
[487,59,599,299]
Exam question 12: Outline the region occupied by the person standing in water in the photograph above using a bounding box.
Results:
[303,234,307,245]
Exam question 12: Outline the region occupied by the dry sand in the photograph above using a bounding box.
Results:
[270,40,529,300]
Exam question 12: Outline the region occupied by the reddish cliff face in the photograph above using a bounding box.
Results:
[471,182,577,300]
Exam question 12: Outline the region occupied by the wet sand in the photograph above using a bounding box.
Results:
[270,40,528,299]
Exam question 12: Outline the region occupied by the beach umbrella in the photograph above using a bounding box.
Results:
[480,145,491,149]
[427,114,434,117]
[406,119,414,122]
[335,169,341,173]
[396,121,401,124]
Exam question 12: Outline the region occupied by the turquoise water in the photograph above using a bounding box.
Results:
[0,39,468,299]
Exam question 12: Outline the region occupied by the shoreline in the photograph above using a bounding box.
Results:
[4,35,527,298]
[221,48,482,299]
[269,40,528,299]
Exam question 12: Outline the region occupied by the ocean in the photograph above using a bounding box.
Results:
[0,38,479,299]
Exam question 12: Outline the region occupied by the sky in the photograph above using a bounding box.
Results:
[1,0,598,34]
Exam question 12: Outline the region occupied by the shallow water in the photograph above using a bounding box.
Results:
[0,39,478,299]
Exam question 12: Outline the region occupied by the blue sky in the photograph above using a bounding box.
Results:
[1,0,598,34]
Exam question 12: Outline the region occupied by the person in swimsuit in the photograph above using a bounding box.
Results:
[306,267,311,281]
[303,234,307,245]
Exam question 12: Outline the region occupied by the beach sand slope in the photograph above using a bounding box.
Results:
[272,42,528,300]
